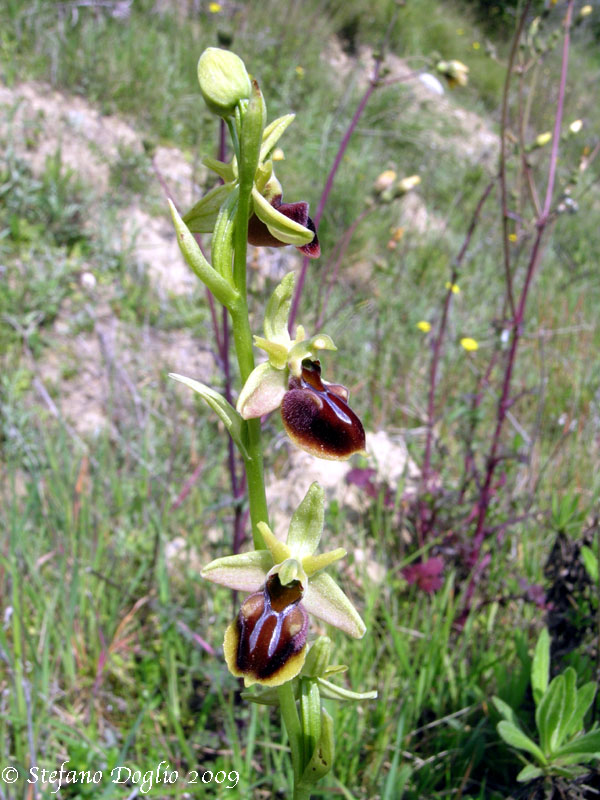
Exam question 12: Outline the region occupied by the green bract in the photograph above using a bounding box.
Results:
[201,483,366,639]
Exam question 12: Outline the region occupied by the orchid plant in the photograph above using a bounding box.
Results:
[168,48,375,799]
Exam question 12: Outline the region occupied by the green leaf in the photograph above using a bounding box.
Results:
[556,667,577,749]
[553,729,600,758]
[492,695,519,726]
[287,482,324,558]
[497,721,547,765]
[169,373,249,458]
[202,155,236,183]
[581,545,598,582]
[535,674,566,755]
[531,627,550,706]
[252,187,314,246]
[182,182,236,233]
[263,272,295,344]
[300,678,322,772]
[565,682,596,737]
[516,764,543,783]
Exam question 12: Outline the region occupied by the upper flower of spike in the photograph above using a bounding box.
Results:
[236,273,366,460]
[202,483,366,686]
[183,73,319,256]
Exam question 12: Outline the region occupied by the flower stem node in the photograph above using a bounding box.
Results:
[197,47,252,117]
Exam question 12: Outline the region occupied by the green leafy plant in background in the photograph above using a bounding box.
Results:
[493,627,600,783]
[167,47,375,799]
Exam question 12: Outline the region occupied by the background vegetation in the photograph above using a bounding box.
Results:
[1,0,600,797]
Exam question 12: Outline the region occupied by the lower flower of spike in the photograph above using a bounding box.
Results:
[281,359,366,460]
[224,573,309,687]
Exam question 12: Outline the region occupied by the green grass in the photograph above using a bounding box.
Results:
[2,0,600,798]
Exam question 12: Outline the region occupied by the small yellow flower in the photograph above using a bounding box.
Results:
[373,169,397,193]
[508,233,517,243]
[390,226,404,241]
[208,2,222,12]
[569,119,583,134]
[272,147,285,161]
[460,337,479,352]
[295,66,305,78]
[535,132,552,147]
[417,321,432,333]
[580,5,593,17]
[445,281,460,294]
[398,174,421,193]
[472,41,480,50]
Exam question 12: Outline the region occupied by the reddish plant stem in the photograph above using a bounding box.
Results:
[288,54,384,332]
[419,180,495,541]
[472,0,574,547]
[499,1,532,319]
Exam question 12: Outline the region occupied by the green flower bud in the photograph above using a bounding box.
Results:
[197,47,252,117]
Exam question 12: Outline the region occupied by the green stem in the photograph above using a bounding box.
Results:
[278,681,308,797]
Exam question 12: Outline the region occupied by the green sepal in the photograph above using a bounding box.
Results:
[297,708,334,789]
[236,361,287,420]
[200,549,273,592]
[260,113,295,162]
[317,677,378,702]
[169,372,249,459]
[531,627,550,706]
[264,272,295,344]
[183,182,236,233]
[303,572,366,640]
[253,336,289,368]
[202,155,236,183]
[211,188,238,283]
[287,482,325,558]
[257,521,290,565]
[168,200,238,309]
[497,721,547,765]
[252,187,315,246]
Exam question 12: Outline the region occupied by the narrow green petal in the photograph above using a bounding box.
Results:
[236,362,287,420]
[287,482,325,558]
[304,573,366,639]
[260,113,295,162]
[201,550,272,591]
[252,187,314,246]
[302,548,346,577]
[257,521,290,564]
[253,337,289,369]
[169,373,249,458]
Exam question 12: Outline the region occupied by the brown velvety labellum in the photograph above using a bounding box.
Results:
[235,574,308,681]
[247,196,320,258]
[281,360,366,460]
